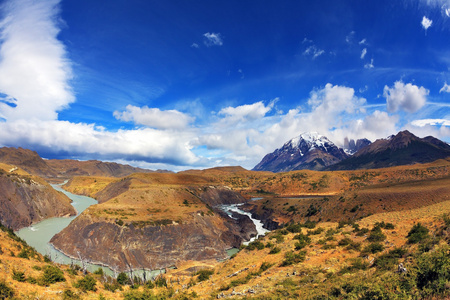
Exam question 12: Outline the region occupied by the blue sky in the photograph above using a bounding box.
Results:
[0,0,449,171]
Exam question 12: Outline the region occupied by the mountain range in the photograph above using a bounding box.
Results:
[253,130,450,172]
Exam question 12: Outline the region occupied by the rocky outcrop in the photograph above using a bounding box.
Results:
[51,212,252,271]
[0,171,76,230]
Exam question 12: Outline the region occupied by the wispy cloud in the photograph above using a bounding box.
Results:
[191,43,199,48]
[303,45,325,59]
[411,119,450,127]
[364,59,374,69]
[359,38,367,45]
[0,0,74,121]
[345,31,355,44]
[203,32,223,47]
[440,82,450,93]
[361,48,367,59]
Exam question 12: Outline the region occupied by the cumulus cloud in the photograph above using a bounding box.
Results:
[0,0,74,121]
[203,32,223,47]
[440,82,450,93]
[361,48,367,59]
[421,16,433,32]
[0,120,199,165]
[383,81,429,113]
[113,105,194,130]
[218,100,275,123]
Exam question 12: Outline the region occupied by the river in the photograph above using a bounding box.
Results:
[16,184,269,275]
[219,202,270,245]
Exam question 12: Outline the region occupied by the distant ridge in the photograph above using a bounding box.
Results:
[252,132,348,172]
[0,147,167,180]
[327,130,450,170]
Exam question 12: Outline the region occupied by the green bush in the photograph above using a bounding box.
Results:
[281,251,306,266]
[195,269,214,282]
[62,289,80,300]
[0,280,14,299]
[361,242,384,255]
[339,258,369,274]
[117,272,129,285]
[154,275,167,287]
[12,269,26,282]
[269,246,281,254]
[39,265,65,286]
[74,275,97,292]
[123,289,157,300]
[416,245,450,296]
[374,247,406,270]
[93,268,104,276]
[246,240,265,250]
[293,233,311,250]
[104,281,122,292]
[367,226,386,242]
[355,227,369,236]
[260,262,274,272]
[407,223,429,244]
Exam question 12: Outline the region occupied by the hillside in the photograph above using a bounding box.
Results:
[0,147,161,183]
[51,172,258,271]
[0,163,76,230]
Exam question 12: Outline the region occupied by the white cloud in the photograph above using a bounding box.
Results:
[411,119,450,127]
[303,45,325,59]
[218,100,275,124]
[113,105,194,130]
[421,16,433,31]
[364,59,374,69]
[359,38,367,45]
[440,82,450,93]
[191,43,199,48]
[383,81,429,113]
[203,32,223,47]
[0,0,74,121]
[345,31,355,44]
[0,120,200,166]
[361,48,367,59]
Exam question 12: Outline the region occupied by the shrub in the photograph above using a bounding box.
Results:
[355,227,369,236]
[154,275,167,287]
[285,223,303,233]
[246,240,265,251]
[416,245,450,296]
[0,281,14,299]
[17,249,29,259]
[361,243,384,255]
[62,289,80,300]
[338,237,352,246]
[269,247,281,254]
[367,226,386,242]
[74,275,97,292]
[93,268,104,276]
[123,289,157,300]
[12,269,26,282]
[104,281,122,292]
[339,258,369,274]
[374,247,406,271]
[407,223,429,244]
[281,251,306,266]
[39,265,65,286]
[260,262,274,272]
[117,272,129,285]
[196,269,214,282]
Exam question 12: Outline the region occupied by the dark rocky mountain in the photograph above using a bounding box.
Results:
[343,137,372,155]
[328,130,450,170]
[253,132,349,172]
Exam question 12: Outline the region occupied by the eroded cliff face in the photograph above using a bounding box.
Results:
[50,173,257,271]
[51,210,254,271]
[0,171,76,230]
